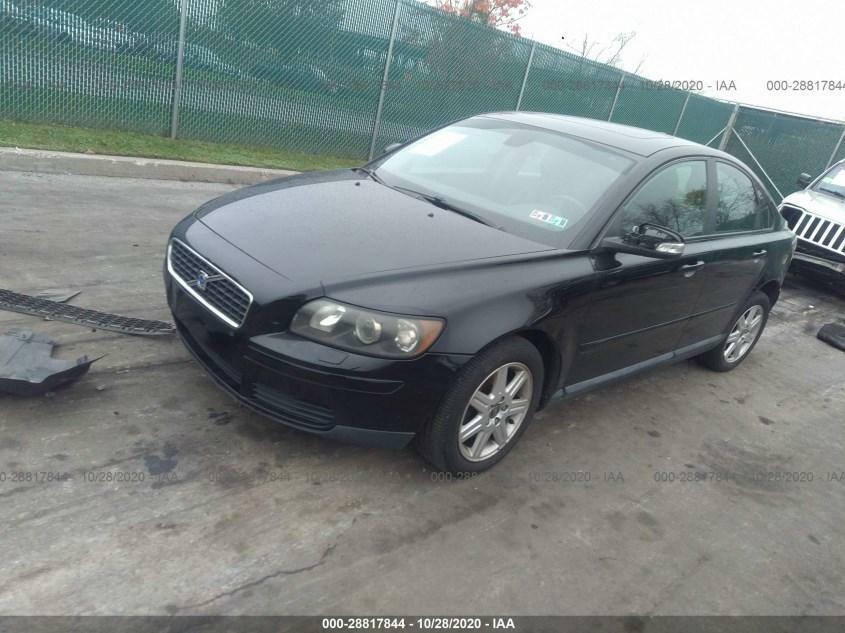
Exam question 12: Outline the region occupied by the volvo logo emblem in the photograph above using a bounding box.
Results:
[195,270,210,291]
[187,269,224,292]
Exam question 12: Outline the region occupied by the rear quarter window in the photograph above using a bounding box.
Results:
[715,162,771,233]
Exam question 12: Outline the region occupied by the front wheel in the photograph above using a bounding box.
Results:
[698,291,771,372]
[415,337,543,474]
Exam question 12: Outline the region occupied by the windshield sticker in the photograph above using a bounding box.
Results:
[825,170,845,186]
[529,209,569,230]
[408,130,467,157]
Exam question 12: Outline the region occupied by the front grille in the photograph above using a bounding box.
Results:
[783,204,845,255]
[168,239,252,328]
[251,382,335,431]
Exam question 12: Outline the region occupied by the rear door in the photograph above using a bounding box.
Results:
[678,161,775,347]
[566,159,711,386]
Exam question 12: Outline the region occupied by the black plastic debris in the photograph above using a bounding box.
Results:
[0,288,174,336]
[0,329,98,396]
[817,322,845,352]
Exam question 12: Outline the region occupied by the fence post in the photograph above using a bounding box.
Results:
[607,73,625,121]
[826,126,845,169]
[672,91,691,137]
[368,0,402,161]
[718,103,740,151]
[169,0,189,139]
[515,42,536,111]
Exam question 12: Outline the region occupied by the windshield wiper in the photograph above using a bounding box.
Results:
[352,166,385,185]
[818,186,845,200]
[389,186,501,229]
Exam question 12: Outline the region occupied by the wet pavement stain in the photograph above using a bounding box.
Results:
[0,437,22,451]
[143,443,179,475]
[699,440,794,497]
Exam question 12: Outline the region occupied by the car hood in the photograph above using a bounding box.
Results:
[782,189,845,223]
[195,170,554,284]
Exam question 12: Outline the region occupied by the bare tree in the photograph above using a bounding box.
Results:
[573,30,646,73]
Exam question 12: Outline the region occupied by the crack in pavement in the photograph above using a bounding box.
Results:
[170,543,337,613]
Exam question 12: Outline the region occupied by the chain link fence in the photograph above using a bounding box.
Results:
[2,0,843,199]
[1,0,179,132]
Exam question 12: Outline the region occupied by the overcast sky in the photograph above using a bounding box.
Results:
[518,0,843,122]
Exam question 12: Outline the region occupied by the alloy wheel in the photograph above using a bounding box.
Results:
[458,362,533,462]
[724,305,764,363]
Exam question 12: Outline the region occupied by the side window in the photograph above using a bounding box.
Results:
[619,161,708,238]
[715,163,768,232]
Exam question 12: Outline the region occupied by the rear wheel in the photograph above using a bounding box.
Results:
[698,292,770,372]
[415,337,543,474]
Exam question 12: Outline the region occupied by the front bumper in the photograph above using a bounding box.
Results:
[791,240,845,281]
[792,250,845,275]
[166,277,470,449]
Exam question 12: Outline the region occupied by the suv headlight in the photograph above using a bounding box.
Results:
[290,299,444,359]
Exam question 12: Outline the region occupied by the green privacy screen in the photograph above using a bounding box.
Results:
[374,0,532,151]
[675,94,734,145]
[725,106,845,199]
[179,0,398,157]
[835,139,845,165]
[1,0,843,195]
[519,44,622,120]
[0,0,179,134]
[609,76,686,134]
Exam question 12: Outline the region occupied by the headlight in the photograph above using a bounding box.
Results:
[290,299,444,359]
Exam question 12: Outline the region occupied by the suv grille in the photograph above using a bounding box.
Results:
[783,204,845,254]
[168,239,253,328]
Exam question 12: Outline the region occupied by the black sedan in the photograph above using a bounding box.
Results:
[165,113,795,473]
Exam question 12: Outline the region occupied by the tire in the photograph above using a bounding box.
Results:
[415,336,543,474]
[697,291,771,372]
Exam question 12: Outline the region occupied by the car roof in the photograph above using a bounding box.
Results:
[480,111,723,158]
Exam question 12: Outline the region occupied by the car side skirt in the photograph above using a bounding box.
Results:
[553,335,725,401]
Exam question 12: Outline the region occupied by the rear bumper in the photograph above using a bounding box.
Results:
[167,277,470,449]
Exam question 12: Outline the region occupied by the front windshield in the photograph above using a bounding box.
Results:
[813,163,845,200]
[374,118,635,248]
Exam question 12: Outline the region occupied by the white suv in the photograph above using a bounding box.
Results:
[779,159,845,289]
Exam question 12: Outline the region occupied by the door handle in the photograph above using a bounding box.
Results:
[680,260,705,278]
[752,249,767,257]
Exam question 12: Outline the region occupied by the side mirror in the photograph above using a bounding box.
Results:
[797,172,813,188]
[600,223,685,259]
[383,143,402,154]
